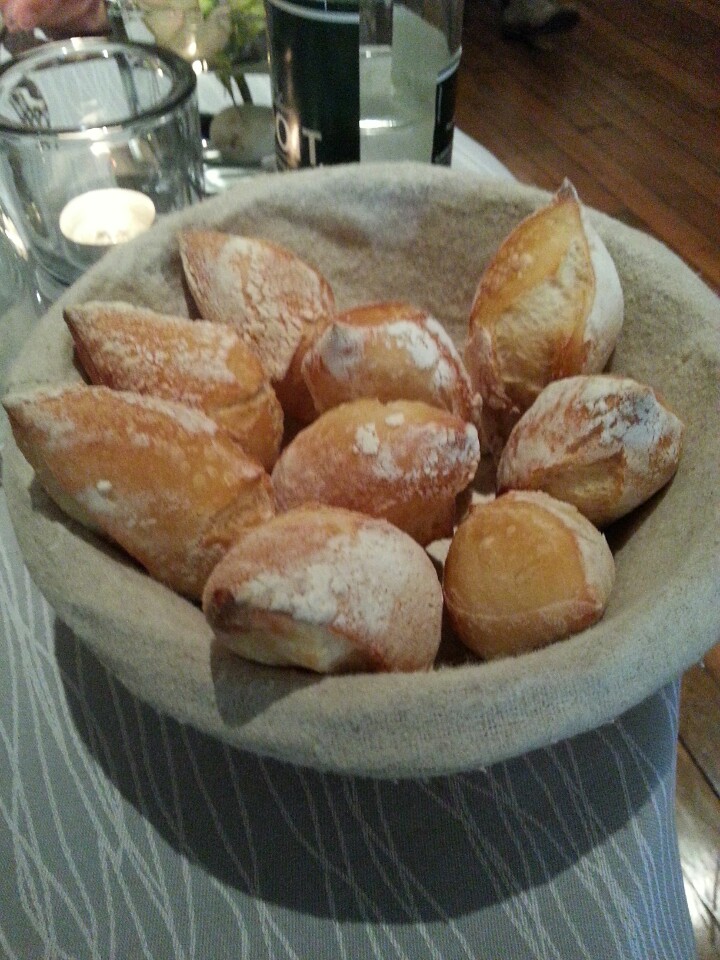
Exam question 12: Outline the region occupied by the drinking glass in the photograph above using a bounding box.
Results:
[0,37,203,288]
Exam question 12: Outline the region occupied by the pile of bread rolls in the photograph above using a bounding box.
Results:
[3,181,684,674]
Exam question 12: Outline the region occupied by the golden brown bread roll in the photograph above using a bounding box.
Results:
[178,230,335,414]
[3,384,275,600]
[496,374,685,526]
[443,490,615,659]
[63,300,284,470]
[203,504,443,673]
[273,319,330,425]
[465,181,624,455]
[302,301,478,421]
[271,398,480,545]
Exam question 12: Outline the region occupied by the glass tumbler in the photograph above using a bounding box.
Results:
[0,37,204,288]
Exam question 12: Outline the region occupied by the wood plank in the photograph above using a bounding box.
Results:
[596,0,720,72]
[704,644,720,690]
[480,51,720,241]
[455,73,626,213]
[459,9,720,236]
[679,664,720,798]
[561,40,720,170]
[644,0,720,32]
[675,742,720,930]
[683,878,720,960]
[586,125,720,242]
[458,2,720,286]
[578,2,719,109]
[536,48,720,205]
[460,64,720,287]
[672,0,720,26]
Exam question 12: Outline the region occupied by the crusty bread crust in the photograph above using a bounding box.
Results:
[497,374,685,526]
[302,301,478,422]
[270,398,480,545]
[443,489,615,658]
[465,182,623,456]
[179,230,335,386]
[203,504,443,673]
[64,300,284,469]
[3,384,275,599]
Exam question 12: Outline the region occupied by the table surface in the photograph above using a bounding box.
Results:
[0,134,699,960]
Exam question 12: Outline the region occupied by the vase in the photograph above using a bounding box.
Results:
[112,0,275,190]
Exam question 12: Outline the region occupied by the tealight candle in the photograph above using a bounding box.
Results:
[59,188,156,248]
[0,39,202,294]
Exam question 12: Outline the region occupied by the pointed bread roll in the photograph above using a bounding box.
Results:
[64,301,284,470]
[465,181,623,454]
[443,490,615,659]
[3,384,275,599]
[203,505,443,673]
[302,301,478,421]
[271,398,480,545]
[178,231,335,419]
[496,375,684,526]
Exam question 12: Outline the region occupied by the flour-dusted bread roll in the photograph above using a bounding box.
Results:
[64,301,284,470]
[497,374,685,526]
[465,181,624,455]
[3,384,275,600]
[443,490,615,659]
[302,301,478,422]
[178,230,335,420]
[203,504,443,673]
[271,398,480,545]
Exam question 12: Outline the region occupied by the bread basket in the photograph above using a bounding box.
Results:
[5,164,719,777]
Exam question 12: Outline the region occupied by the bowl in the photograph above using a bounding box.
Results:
[4,164,719,778]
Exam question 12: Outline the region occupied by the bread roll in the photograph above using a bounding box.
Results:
[465,181,624,455]
[302,301,478,421]
[497,374,685,526]
[271,398,480,545]
[273,320,331,425]
[178,230,335,398]
[64,300,284,470]
[443,490,615,659]
[3,384,275,600]
[203,505,443,673]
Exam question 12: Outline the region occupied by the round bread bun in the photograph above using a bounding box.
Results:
[270,398,480,545]
[203,504,443,673]
[302,301,477,421]
[443,490,615,659]
[497,374,685,527]
[465,181,624,456]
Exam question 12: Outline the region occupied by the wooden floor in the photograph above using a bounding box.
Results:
[456,1,720,955]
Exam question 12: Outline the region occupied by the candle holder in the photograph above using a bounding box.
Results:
[0,37,203,289]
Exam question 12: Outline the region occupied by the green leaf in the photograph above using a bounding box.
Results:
[198,0,220,17]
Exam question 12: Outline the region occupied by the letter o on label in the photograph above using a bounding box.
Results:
[275,112,290,150]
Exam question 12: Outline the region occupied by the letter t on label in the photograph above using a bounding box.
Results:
[302,127,322,167]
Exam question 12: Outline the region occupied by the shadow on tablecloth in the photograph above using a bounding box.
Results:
[55,619,688,931]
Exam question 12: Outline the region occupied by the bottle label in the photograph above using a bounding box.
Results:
[265,0,360,169]
[432,51,461,166]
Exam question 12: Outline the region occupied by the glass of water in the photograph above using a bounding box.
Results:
[359,0,464,164]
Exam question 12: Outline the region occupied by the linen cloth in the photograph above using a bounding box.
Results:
[4,166,719,777]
